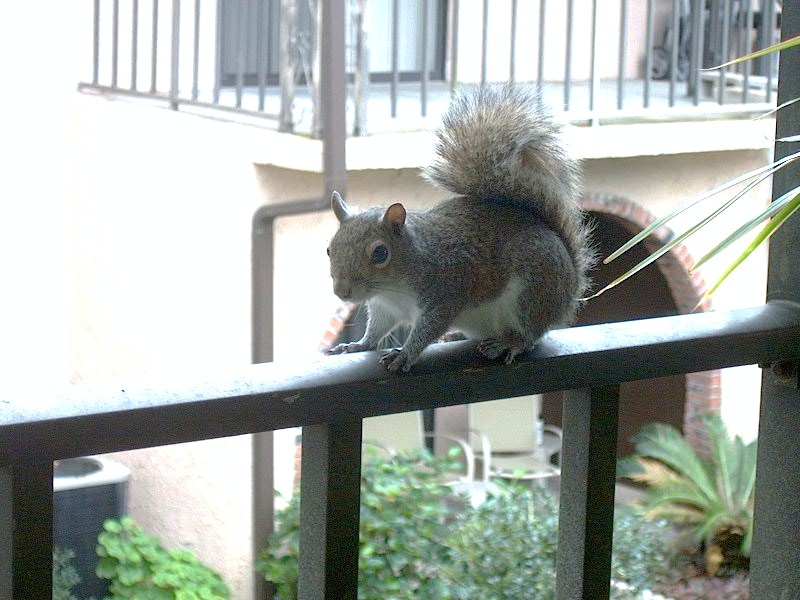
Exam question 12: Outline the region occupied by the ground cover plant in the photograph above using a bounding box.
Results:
[96,516,229,600]
[258,449,675,599]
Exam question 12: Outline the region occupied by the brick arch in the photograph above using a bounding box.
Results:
[319,194,721,452]
[580,193,721,452]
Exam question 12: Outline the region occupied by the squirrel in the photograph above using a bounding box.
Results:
[325,84,593,373]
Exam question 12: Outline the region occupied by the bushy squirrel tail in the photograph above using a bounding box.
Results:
[422,84,593,300]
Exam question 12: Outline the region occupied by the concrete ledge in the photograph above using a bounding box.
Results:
[251,118,776,173]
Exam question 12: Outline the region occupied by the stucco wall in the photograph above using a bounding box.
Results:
[2,5,773,594]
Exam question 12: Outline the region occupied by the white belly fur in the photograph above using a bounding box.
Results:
[452,276,523,339]
[370,287,421,326]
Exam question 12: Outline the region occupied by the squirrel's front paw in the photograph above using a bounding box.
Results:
[379,348,413,373]
[325,342,368,355]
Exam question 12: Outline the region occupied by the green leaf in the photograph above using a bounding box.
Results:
[701,33,800,70]
[601,150,800,266]
[754,96,800,121]
[590,150,800,301]
[699,189,800,304]
[691,184,800,271]
[96,556,120,579]
[629,423,717,502]
[704,416,737,509]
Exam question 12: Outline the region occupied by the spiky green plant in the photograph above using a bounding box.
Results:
[618,415,756,573]
[590,34,800,304]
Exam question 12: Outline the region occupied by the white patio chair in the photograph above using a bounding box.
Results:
[362,410,492,505]
[468,395,562,483]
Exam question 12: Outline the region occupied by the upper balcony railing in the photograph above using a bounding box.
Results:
[79,0,782,136]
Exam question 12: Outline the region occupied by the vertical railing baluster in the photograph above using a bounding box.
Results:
[213,0,222,104]
[353,0,369,136]
[480,0,488,85]
[191,0,200,101]
[750,3,800,595]
[589,0,599,121]
[564,0,574,110]
[764,0,775,104]
[691,0,704,105]
[644,0,654,108]
[298,422,363,599]
[743,0,754,104]
[151,0,159,93]
[617,0,628,110]
[111,0,120,88]
[420,0,429,116]
[668,0,680,107]
[0,463,54,599]
[448,0,459,92]
[509,0,517,83]
[257,0,268,112]
[717,0,731,105]
[169,0,181,109]
[556,385,620,600]
[131,0,139,90]
[278,0,296,132]
[390,0,399,118]
[235,0,248,109]
[537,0,546,87]
[92,0,100,85]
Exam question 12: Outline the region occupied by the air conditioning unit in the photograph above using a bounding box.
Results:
[54,456,130,599]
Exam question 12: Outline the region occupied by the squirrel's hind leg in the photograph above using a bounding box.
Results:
[477,331,533,365]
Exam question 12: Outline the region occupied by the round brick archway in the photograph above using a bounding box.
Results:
[319,193,721,453]
[579,193,721,452]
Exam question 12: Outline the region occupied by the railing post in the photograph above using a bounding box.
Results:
[556,385,620,600]
[750,1,800,596]
[0,463,54,599]
[297,421,363,599]
[169,0,180,109]
[278,0,297,133]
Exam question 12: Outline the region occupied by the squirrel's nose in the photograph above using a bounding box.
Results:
[333,280,352,300]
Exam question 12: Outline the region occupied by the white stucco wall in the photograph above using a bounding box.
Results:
[0,2,775,597]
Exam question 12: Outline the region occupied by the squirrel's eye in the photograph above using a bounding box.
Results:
[326,246,330,257]
[367,241,391,267]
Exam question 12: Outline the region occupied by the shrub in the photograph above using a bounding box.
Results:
[445,483,673,599]
[96,516,230,599]
[53,547,80,600]
[257,447,459,599]
[443,483,558,599]
[618,414,756,574]
[259,451,674,599]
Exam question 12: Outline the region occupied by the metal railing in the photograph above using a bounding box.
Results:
[79,0,782,135]
[15,1,796,598]
[2,305,800,597]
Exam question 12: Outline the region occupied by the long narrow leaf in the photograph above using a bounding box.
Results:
[701,34,800,70]
[704,416,736,510]
[630,424,717,502]
[588,168,777,300]
[754,96,800,121]
[697,191,800,305]
[779,135,800,143]
[603,150,800,266]
[692,184,800,271]
[734,440,758,512]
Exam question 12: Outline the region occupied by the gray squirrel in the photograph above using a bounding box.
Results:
[325,84,593,373]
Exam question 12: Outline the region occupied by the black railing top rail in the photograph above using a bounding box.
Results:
[3,302,799,468]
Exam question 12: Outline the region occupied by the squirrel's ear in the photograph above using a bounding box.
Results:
[384,203,407,235]
[331,191,350,223]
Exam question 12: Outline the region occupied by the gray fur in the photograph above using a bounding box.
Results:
[326,84,593,372]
